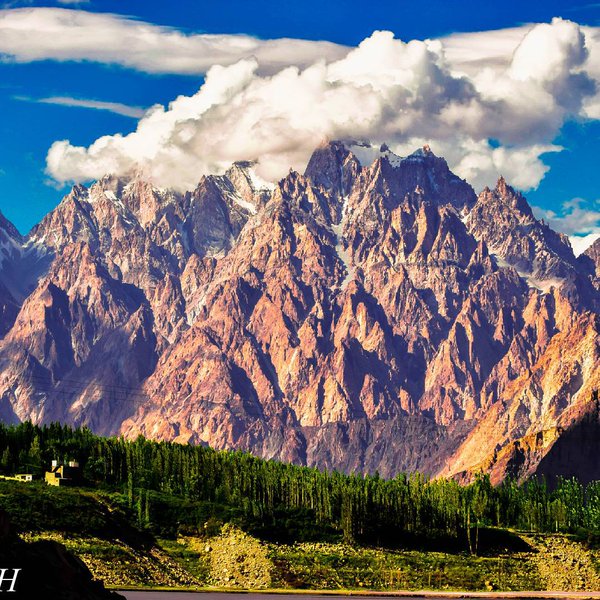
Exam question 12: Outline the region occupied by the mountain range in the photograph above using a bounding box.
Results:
[0,140,598,483]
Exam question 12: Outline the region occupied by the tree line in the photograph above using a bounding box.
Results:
[1,420,599,552]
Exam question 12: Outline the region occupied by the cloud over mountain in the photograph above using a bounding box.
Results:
[44,17,599,201]
[3,8,597,226]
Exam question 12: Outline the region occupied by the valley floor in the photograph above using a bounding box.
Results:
[3,470,600,595]
[21,528,600,593]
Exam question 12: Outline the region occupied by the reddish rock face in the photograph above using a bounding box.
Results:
[0,211,24,336]
[0,142,598,481]
[582,237,600,286]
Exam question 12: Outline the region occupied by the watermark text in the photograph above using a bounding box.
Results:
[0,569,20,593]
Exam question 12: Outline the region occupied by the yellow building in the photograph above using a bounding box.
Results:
[45,461,81,487]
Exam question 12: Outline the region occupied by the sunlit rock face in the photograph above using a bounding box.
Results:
[0,141,598,481]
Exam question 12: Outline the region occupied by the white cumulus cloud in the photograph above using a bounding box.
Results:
[535,197,600,235]
[44,18,600,198]
[570,233,600,256]
[534,198,600,254]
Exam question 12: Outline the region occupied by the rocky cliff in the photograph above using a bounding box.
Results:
[0,141,597,481]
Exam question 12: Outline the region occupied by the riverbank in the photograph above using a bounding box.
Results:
[117,590,600,599]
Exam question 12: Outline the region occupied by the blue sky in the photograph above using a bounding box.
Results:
[1,0,600,244]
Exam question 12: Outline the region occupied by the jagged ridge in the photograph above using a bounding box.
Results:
[0,142,597,482]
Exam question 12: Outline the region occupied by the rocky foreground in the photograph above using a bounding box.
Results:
[0,509,121,599]
[0,141,598,481]
[24,523,600,593]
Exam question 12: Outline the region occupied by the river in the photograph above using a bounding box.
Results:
[118,591,600,600]
[121,595,400,600]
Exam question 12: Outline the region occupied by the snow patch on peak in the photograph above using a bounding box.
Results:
[215,177,258,215]
[522,275,563,293]
[343,141,403,168]
[230,161,275,192]
[331,196,354,289]
[102,188,131,216]
[23,234,48,252]
[0,232,20,267]
[489,248,563,293]
[232,194,257,215]
[385,152,403,168]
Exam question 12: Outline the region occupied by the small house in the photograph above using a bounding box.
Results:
[45,460,81,487]
[0,473,33,483]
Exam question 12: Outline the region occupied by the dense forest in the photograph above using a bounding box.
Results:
[1,420,599,554]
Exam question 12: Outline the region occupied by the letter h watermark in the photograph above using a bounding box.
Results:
[0,569,20,593]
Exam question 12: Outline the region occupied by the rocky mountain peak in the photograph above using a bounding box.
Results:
[584,235,600,260]
[583,237,600,279]
[495,176,534,215]
[476,177,534,219]
[304,140,361,199]
[0,210,22,246]
[0,210,23,337]
[0,141,598,484]
[223,161,275,214]
[304,140,477,218]
[226,161,274,191]
[467,177,580,284]
[407,144,435,159]
[496,174,508,193]
[94,173,128,197]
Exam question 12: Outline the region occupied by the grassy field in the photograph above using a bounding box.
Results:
[1,481,599,592]
[267,542,540,591]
